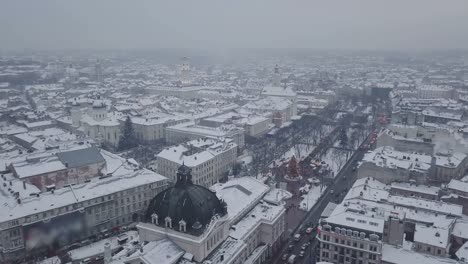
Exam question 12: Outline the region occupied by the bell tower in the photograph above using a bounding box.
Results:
[272,64,281,87]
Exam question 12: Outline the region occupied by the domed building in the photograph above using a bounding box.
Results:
[135,165,287,264]
[138,165,231,262]
[145,164,227,235]
[79,98,121,148]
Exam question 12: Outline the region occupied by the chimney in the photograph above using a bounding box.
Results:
[23,181,26,190]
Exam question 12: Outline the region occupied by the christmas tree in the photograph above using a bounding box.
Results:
[288,155,299,178]
[118,116,137,151]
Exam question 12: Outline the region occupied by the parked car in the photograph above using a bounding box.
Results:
[305,227,313,234]
[282,254,289,261]
[299,251,305,258]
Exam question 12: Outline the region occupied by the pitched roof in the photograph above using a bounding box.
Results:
[57,147,105,168]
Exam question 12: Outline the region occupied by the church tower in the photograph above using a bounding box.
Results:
[180,57,191,86]
[272,64,281,87]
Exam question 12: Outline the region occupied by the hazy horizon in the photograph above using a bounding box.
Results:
[1,0,468,52]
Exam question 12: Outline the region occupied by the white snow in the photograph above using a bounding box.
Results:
[300,185,326,211]
[69,231,138,260]
[382,243,458,264]
[212,177,269,223]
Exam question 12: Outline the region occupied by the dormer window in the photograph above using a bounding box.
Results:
[165,216,172,228]
[179,219,187,232]
[151,213,158,225]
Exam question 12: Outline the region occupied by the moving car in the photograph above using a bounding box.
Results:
[294,233,301,241]
[299,251,305,257]
[282,254,288,261]
[288,254,297,264]
[305,227,313,234]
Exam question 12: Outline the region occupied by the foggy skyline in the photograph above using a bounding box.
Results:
[1,0,468,51]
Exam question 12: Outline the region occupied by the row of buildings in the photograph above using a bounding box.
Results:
[0,144,169,262]
[316,177,468,264]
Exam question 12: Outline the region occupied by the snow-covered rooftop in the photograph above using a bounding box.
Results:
[390,182,440,196]
[211,177,270,223]
[361,146,432,172]
[447,179,468,195]
[112,238,184,264]
[456,241,468,262]
[157,138,237,167]
[261,85,296,97]
[414,224,450,248]
[0,151,167,223]
[229,200,284,240]
[167,121,244,138]
[382,244,458,264]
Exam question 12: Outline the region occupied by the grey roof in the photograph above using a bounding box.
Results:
[57,147,105,168]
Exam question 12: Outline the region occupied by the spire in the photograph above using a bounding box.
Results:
[273,64,281,87]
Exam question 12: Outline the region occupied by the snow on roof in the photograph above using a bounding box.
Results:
[456,241,468,262]
[24,120,54,129]
[203,112,269,127]
[344,177,389,202]
[418,84,452,91]
[447,179,468,195]
[0,165,167,223]
[422,108,463,121]
[69,231,138,261]
[452,219,468,240]
[113,238,184,264]
[390,182,440,196]
[12,156,67,178]
[243,96,292,111]
[342,178,459,227]
[263,188,292,205]
[387,195,463,217]
[229,200,284,240]
[167,121,243,138]
[211,177,269,223]
[414,224,450,248]
[131,115,186,126]
[325,205,385,234]
[362,146,432,172]
[80,114,120,127]
[434,151,466,168]
[382,244,458,264]
[13,132,38,144]
[261,85,296,97]
[157,138,237,167]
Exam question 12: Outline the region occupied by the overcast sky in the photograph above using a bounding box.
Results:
[1,0,467,51]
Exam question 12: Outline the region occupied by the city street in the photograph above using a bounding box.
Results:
[269,101,390,264]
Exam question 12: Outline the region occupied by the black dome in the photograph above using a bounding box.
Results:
[145,165,227,234]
